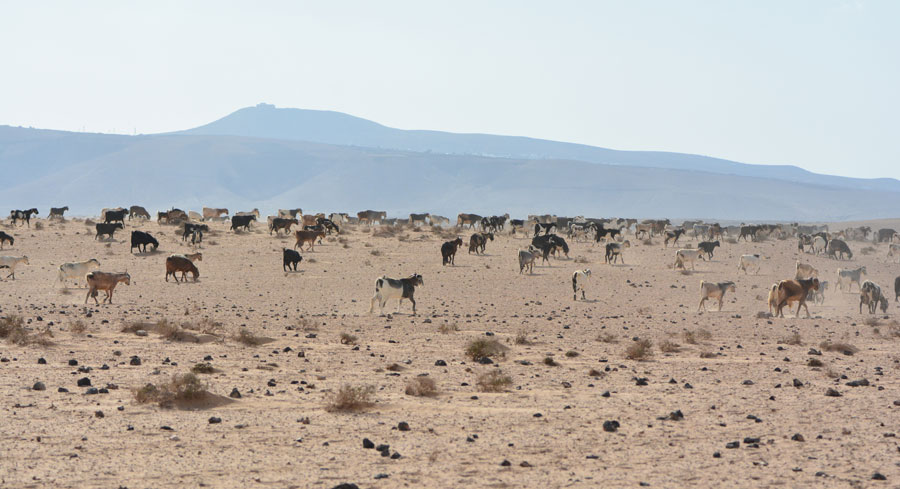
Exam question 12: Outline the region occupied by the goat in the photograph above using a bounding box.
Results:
[836,266,866,292]
[409,213,430,226]
[518,248,537,274]
[859,280,888,314]
[316,217,340,234]
[876,228,896,243]
[795,262,818,280]
[534,222,556,237]
[169,252,202,263]
[182,223,209,241]
[203,207,229,220]
[698,281,736,312]
[572,269,591,300]
[664,229,685,247]
[737,254,761,274]
[283,248,303,271]
[767,283,780,315]
[896,276,900,302]
[231,214,256,232]
[697,241,720,260]
[738,225,759,241]
[294,230,326,251]
[95,222,123,240]
[358,210,387,226]
[128,205,151,220]
[441,238,463,266]
[10,208,39,227]
[532,234,569,263]
[605,240,631,264]
[0,231,13,249]
[774,278,819,318]
[49,206,69,219]
[85,271,130,304]
[279,208,303,218]
[369,273,424,315]
[235,208,260,218]
[104,208,128,225]
[130,231,159,253]
[165,255,199,282]
[674,249,702,270]
[806,280,828,305]
[58,259,100,287]
[270,217,299,235]
[888,244,900,263]
[0,255,29,279]
[468,232,494,255]
[456,213,482,229]
[826,239,852,260]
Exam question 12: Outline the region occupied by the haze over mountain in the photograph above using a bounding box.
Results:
[1,104,898,221]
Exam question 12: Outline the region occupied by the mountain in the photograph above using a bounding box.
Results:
[179,103,900,193]
[1,123,898,221]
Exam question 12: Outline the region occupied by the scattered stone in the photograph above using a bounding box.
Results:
[229,388,242,399]
[95,410,104,418]
[792,379,803,388]
[808,348,821,355]
[520,461,532,467]
[208,417,222,424]
[635,378,648,386]
[32,382,46,391]
[363,438,375,449]
[742,380,754,385]
[743,437,760,444]
[825,388,842,397]
[602,420,620,432]
[68,359,78,366]
[376,444,389,452]
[332,484,360,489]
[725,441,740,449]
[791,433,805,442]
[601,391,611,397]
[57,387,68,393]
[135,330,148,337]
[434,360,447,366]
[500,460,511,467]
[37,358,46,365]
[76,377,91,387]
[374,473,389,480]
[846,379,869,387]
[872,473,887,481]
[398,422,410,431]
[390,452,401,459]
[130,356,141,366]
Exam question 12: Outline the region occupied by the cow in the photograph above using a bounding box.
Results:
[795,262,819,280]
[203,207,229,220]
[294,230,326,251]
[9,209,39,227]
[85,271,130,304]
[409,213,430,226]
[605,241,631,264]
[49,206,69,219]
[697,241,720,260]
[0,232,13,250]
[509,219,526,236]
[130,231,159,253]
[441,238,463,266]
[572,269,591,300]
[468,232,494,255]
[774,278,819,318]
[231,214,256,232]
[269,217,299,235]
[595,225,622,243]
[57,259,100,287]
[165,255,199,282]
[0,255,29,280]
[674,249,702,270]
[737,254,761,274]
[859,280,888,314]
[129,206,151,220]
[518,248,537,274]
[837,266,866,292]
[103,208,128,225]
[358,210,387,226]
[283,248,303,271]
[369,273,424,315]
[95,222,123,240]
[826,239,852,260]
[698,281,736,312]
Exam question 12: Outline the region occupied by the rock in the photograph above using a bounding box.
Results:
[85,388,99,395]
[57,387,68,393]
[791,433,805,442]
[68,359,78,366]
[668,410,684,421]
[602,420,619,432]
[95,410,104,418]
[725,441,740,449]
[434,360,447,366]
[520,461,532,467]
[808,348,821,355]
[390,452,401,459]
[743,437,761,444]
[846,379,869,387]
[500,460,511,466]
[229,388,242,399]
[825,388,842,397]
[601,391,611,397]
[208,417,222,424]
[130,356,141,366]
[374,473,389,480]
[872,473,887,480]
[160,426,173,431]
[793,379,803,388]
[362,438,375,449]
[742,380,754,385]
[332,485,360,489]
[712,451,721,458]
[267,379,277,387]
[32,381,46,391]
[135,330,148,337]
[477,357,493,365]
[634,378,648,386]
[76,377,91,387]
[397,422,410,431]
[37,358,46,365]
[376,444,389,452]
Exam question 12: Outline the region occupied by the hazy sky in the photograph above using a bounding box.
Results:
[2,1,897,179]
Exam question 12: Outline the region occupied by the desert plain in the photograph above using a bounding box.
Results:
[1,216,899,488]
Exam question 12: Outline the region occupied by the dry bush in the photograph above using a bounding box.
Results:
[121,322,151,334]
[819,341,858,355]
[659,340,681,353]
[683,329,712,344]
[325,384,375,412]
[438,323,459,334]
[807,358,824,367]
[514,331,532,345]
[824,367,841,379]
[465,338,508,361]
[369,249,382,256]
[191,362,216,374]
[234,328,265,346]
[338,237,349,245]
[155,319,199,342]
[33,221,44,230]
[405,377,438,397]
[699,351,717,358]
[386,363,404,371]
[373,226,401,238]
[0,315,53,346]
[134,372,208,408]
[679,269,692,276]
[476,370,513,392]
[574,256,589,264]
[596,332,618,343]
[340,332,358,345]
[297,317,318,331]
[779,332,803,345]
[69,319,87,334]
[543,356,560,366]
[863,316,880,327]
[58,288,72,295]
[625,339,653,360]
[185,317,223,335]
[565,350,580,357]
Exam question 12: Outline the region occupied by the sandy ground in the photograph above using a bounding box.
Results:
[1,217,899,488]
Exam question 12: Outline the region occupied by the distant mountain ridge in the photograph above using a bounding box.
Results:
[178,103,900,193]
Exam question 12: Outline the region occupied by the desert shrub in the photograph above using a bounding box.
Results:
[234,328,265,346]
[70,320,87,334]
[659,340,681,353]
[565,350,580,358]
[807,358,823,367]
[819,341,858,355]
[860,246,876,255]
[543,356,560,366]
[683,329,712,344]
[386,363,404,371]
[625,339,653,360]
[33,221,43,230]
[465,338,508,361]
[369,249,382,256]
[476,370,513,392]
[574,256,589,264]
[779,332,803,345]
[863,316,880,327]
[438,323,459,334]
[405,377,438,397]
[191,362,216,374]
[699,351,717,358]
[134,372,208,408]
[588,368,604,377]
[325,384,375,412]
[596,332,618,343]
[0,315,53,346]
[340,332,358,345]
[514,331,532,345]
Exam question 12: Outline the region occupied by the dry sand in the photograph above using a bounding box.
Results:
[1,217,899,488]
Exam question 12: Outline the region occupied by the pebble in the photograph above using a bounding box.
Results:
[76,377,91,387]
[95,411,104,418]
[229,388,242,399]
[135,330,148,337]
[37,358,46,365]
[825,388,842,397]
[872,473,887,480]
[500,460,511,466]
[725,441,740,449]
[791,433,805,442]
[332,485,360,489]
[57,387,68,393]
[434,360,447,366]
[398,422,410,431]
[32,382,46,391]
[363,438,375,449]
[208,417,222,424]
[846,379,869,387]
[68,359,78,366]
[602,420,619,432]
[130,356,141,366]
[374,473,389,480]
[792,379,803,388]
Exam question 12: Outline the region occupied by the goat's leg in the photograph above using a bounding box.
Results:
[410,297,416,315]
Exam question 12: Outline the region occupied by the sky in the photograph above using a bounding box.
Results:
[1,1,898,179]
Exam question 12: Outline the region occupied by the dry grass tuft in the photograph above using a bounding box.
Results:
[574,256,589,264]
[807,358,824,368]
[683,329,712,344]
[33,221,44,230]
[191,362,217,374]
[659,340,681,353]
[565,350,580,358]
[778,332,803,345]
[699,351,717,358]
[465,338,508,361]
[543,356,560,366]
[69,320,87,335]
[369,249,383,256]
[625,339,653,360]
[588,368,604,377]
[819,341,858,355]
[863,316,880,327]
[405,377,438,397]
[476,370,513,392]
[134,373,209,408]
[0,315,53,346]
[438,323,459,334]
[860,246,876,255]
[324,384,375,412]
[386,363,405,372]
[340,332,358,345]
[234,328,265,346]
[596,332,618,343]
[514,331,532,345]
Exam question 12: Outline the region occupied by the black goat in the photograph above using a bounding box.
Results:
[283,248,303,271]
[95,222,123,240]
[130,230,159,253]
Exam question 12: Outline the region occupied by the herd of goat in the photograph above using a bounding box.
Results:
[3,207,900,318]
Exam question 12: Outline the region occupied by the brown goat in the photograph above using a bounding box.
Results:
[85,271,131,305]
[775,278,819,318]
[294,230,326,251]
[165,255,199,282]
